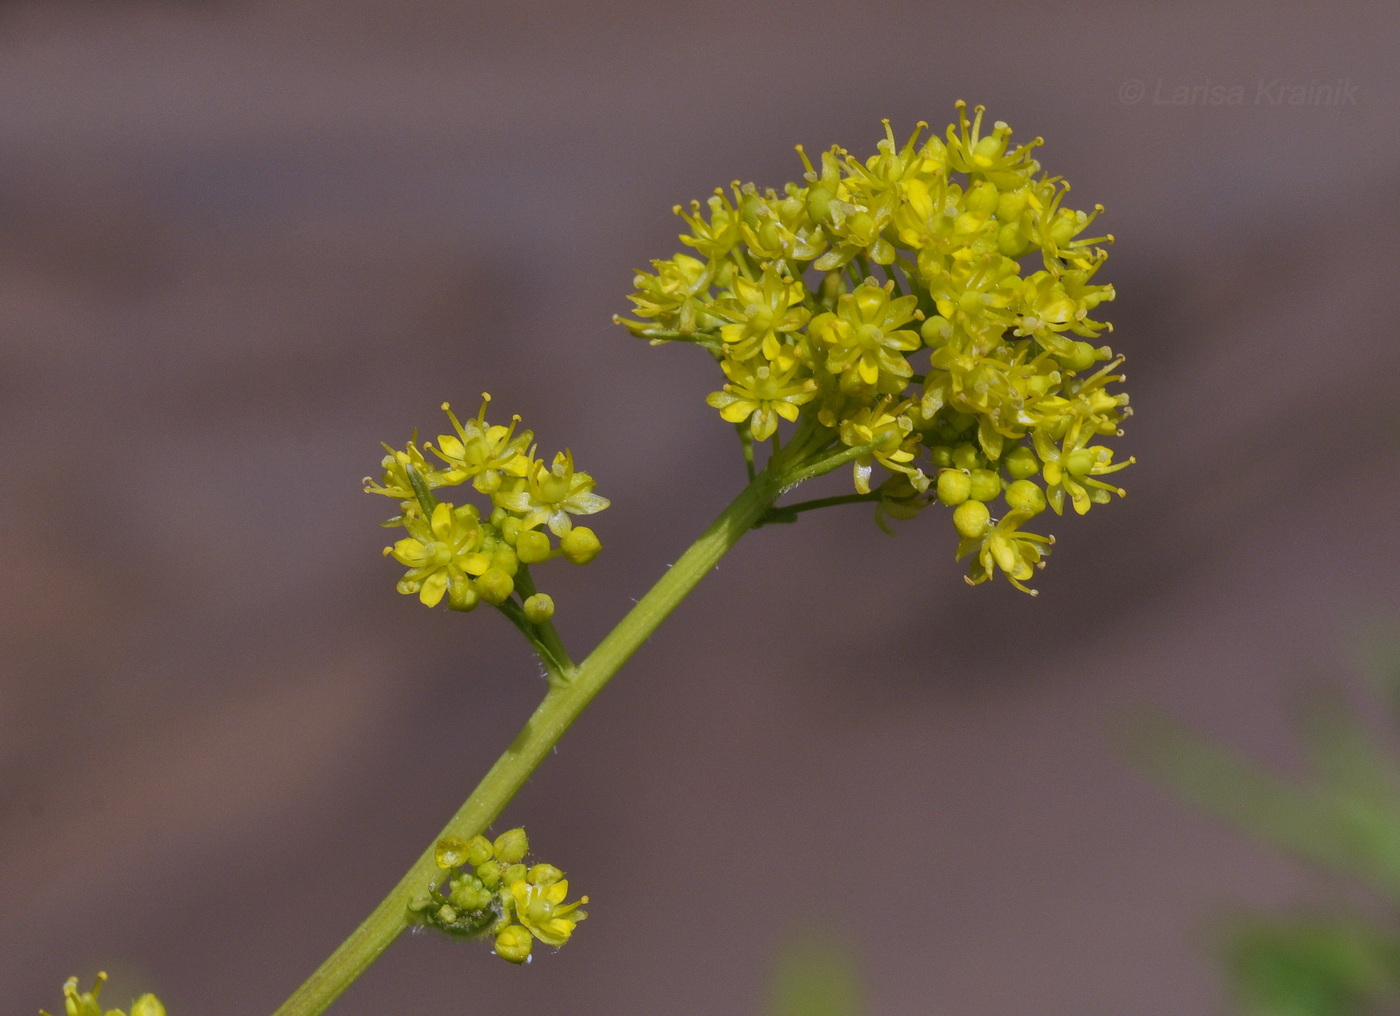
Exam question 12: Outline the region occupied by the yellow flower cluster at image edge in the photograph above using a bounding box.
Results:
[42,973,164,1016]
[618,103,1133,593]
[365,397,608,612]
[412,827,589,964]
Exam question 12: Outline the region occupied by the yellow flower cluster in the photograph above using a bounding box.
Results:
[42,974,164,1016]
[414,827,589,964]
[618,104,1132,593]
[365,396,607,612]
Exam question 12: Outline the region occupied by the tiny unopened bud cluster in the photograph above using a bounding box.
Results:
[618,103,1133,593]
[365,396,607,612]
[412,827,589,964]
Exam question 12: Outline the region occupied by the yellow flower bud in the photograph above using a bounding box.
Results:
[953,499,991,539]
[524,593,555,624]
[968,468,1002,502]
[447,580,480,612]
[1060,341,1098,372]
[936,469,971,506]
[464,834,495,866]
[435,836,471,869]
[528,863,564,885]
[560,526,601,565]
[1003,445,1038,480]
[920,314,953,347]
[1005,479,1047,515]
[476,567,514,605]
[951,442,981,471]
[494,827,530,864]
[131,996,166,1016]
[476,861,502,888]
[515,529,552,564]
[491,545,519,577]
[495,924,534,964]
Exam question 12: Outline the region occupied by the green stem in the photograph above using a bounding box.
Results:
[755,491,880,527]
[271,467,788,1016]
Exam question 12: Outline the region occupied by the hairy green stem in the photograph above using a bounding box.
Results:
[271,466,790,1016]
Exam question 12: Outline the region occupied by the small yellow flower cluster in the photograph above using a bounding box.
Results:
[414,827,589,964]
[42,974,164,1016]
[618,104,1132,593]
[365,396,607,612]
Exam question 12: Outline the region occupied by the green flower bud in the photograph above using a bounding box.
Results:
[528,863,564,886]
[494,827,529,864]
[560,526,601,565]
[450,877,493,911]
[996,189,1028,222]
[491,545,519,577]
[968,468,1002,502]
[935,469,971,506]
[1004,479,1047,515]
[447,580,480,612]
[495,924,534,964]
[967,181,999,217]
[928,445,954,469]
[920,315,953,347]
[476,567,514,605]
[131,995,166,1016]
[523,593,555,624]
[953,499,991,539]
[504,862,528,885]
[1003,445,1039,480]
[1064,449,1096,476]
[1060,340,1098,372]
[465,834,495,866]
[435,836,471,870]
[437,903,458,925]
[951,441,981,471]
[515,529,552,564]
[997,221,1031,258]
[476,861,503,888]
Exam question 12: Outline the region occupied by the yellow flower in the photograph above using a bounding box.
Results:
[429,396,533,489]
[714,267,811,362]
[384,502,485,607]
[957,510,1054,595]
[42,974,165,1016]
[837,400,924,494]
[810,279,922,389]
[677,188,742,262]
[510,877,589,948]
[493,451,610,536]
[623,253,714,335]
[614,107,1133,592]
[706,354,817,441]
[363,440,445,504]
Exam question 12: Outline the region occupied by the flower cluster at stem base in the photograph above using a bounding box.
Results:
[617,104,1133,593]
[410,826,589,964]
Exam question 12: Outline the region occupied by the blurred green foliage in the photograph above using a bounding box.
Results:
[1130,625,1400,1015]
[768,931,863,1016]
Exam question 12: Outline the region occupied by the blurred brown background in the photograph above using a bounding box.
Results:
[1,1,1397,1013]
